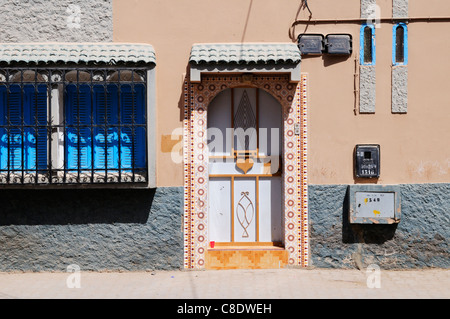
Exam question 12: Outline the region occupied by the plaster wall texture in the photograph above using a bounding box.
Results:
[0,0,112,43]
[0,184,447,271]
[0,0,447,272]
[113,0,361,187]
[361,0,378,19]
[393,0,409,18]
[300,19,450,185]
[392,66,408,113]
[0,187,184,271]
[309,184,449,269]
[113,0,450,186]
[359,66,376,113]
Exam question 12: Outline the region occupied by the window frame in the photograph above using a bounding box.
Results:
[360,24,376,66]
[0,82,48,174]
[0,66,154,187]
[392,22,408,66]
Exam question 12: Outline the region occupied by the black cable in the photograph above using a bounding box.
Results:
[304,0,312,17]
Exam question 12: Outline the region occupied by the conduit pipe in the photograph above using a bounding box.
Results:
[289,16,450,41]
[291,16,450,26]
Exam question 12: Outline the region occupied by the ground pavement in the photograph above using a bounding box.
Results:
[0,267,448,300]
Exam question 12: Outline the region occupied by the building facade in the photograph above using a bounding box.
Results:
[0,0,448,271]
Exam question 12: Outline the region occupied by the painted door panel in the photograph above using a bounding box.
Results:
[233,177,256,242]
[208,178,232,242]
[258,177,282,242]
[208,88,282,244]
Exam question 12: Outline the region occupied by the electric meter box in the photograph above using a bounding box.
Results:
[325,34,352,55]
[354,144,380,178]
[297,34,324,55]
[348,185,401,224]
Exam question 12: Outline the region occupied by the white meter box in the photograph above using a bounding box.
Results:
[348,185,401,224]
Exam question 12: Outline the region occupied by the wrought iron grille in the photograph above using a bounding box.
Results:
[0,67,148,185]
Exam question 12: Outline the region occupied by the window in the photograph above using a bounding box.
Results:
[360,24,376,65]
[393,23,408,65]
[0,68,148,185]
[0,79,47,174]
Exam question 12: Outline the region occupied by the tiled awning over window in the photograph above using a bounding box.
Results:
[189,43,301,82]
[0,43,156,65]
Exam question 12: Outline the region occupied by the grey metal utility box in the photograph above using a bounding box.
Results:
[325,34,352,55]
[348,185,401,224]
[354,144,380,178]
[297,34,324,55]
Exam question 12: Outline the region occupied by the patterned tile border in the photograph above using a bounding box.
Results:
[300,73,309,267]
[183,73,309,269]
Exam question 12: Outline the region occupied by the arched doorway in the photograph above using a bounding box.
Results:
[183,73,309,269]
[207,87,283,245]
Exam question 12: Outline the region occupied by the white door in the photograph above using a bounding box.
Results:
[208,88,283,244]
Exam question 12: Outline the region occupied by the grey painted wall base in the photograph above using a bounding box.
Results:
[309,183,449,269]
[0,187,184,272]
[1,184,448,271]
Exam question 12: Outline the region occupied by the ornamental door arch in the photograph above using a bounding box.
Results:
[183,73,309,269]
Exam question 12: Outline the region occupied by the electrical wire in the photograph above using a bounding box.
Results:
[304,0,312,17]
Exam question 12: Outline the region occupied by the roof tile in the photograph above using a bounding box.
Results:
[0,43,156,65]
[190,43,301,65]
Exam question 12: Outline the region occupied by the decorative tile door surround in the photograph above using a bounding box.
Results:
[183,73,309,269]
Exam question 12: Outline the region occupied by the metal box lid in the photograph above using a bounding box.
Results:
[297,34,324,55]
[355,144,380,178]
[325,34,352,55]
[348,185,401,224]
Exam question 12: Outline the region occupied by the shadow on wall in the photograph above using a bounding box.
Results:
[0,188,155,225]
[300,54,352,67]
[342,186,398,244]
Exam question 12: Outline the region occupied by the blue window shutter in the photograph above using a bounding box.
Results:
[26,84,47,171]
[0,86,7,170]
[0,85,47,171]
[120,84,146,170]
[7,85,25,170]
[65,84,92,170]
[93,84,119,170]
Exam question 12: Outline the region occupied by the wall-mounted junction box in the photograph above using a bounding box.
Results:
[325,34,352,55]
[348,185,401,224]
[354,144,380,178]
[297,34,324,55]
